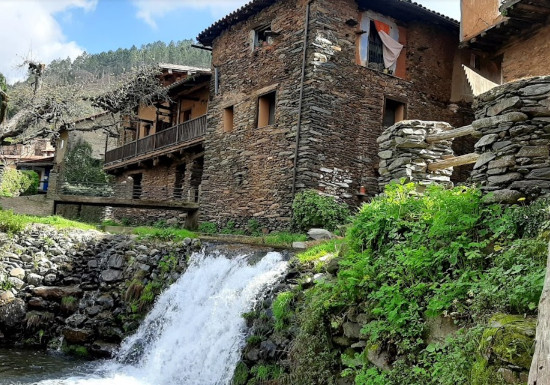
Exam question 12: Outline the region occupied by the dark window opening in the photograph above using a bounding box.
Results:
[131,173,142,200]
[254,25,274,49]
[190,157,204,203]
[182,109,192,122]
[257,92,276,128]
[383,98,406,128]
[174,163,186,199]
[368,21,384,66]
[224,106,234,132]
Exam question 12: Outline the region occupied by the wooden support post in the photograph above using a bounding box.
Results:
[427,153,480,171]
[528,242,550,385]
[426,125,479,143]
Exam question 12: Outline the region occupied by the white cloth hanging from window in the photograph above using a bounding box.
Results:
[378,31,403,69]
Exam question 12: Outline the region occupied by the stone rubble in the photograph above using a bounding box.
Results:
[0,224,200,357]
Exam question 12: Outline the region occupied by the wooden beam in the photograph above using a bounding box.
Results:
[426,125,478,143]
[428,153,480,171]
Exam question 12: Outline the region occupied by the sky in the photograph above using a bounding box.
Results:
[0,0,460,84]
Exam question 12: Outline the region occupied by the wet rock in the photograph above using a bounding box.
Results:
[90,340,118,358]
[27,273,44,286]
[100,269,123,282]
[0,298,26,328]
[62,327,94,344]
[32,286,83,300]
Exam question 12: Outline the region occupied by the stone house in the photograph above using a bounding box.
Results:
[195,0,473,230]
[0,139,55,192]
[460,0,550,86]
[102,64,211,225]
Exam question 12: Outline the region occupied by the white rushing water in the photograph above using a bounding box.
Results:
[36,250,287,385]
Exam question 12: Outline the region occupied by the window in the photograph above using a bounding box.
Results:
[383,98,406,128]
[182,109,192,122]
[368,21,384,67]
[224,106,234,132]
[257,92,276,128]
[131,173,142,200]
[253,24,274,49]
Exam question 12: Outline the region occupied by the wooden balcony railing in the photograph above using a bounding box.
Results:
[105,115,207,165]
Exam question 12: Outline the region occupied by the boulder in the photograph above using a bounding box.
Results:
[32,286,83,300]
[9,268,25,280]
[62,327,94,344]
[101,269,123,282]
[26,273,44,287]
[0,290,15,306]
[308,228,335,240]
[0,298,26,328]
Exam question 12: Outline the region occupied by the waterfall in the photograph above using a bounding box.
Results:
[36,250,287,385]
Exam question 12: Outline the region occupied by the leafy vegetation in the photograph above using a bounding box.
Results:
[292,189,350,232]
[132,226,197,241]
[63,141,111,185]
[0,210,97,234]
[0,168,39,197]
[264,183,548,385]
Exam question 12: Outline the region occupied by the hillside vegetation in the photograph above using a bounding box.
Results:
[237,183,548,385]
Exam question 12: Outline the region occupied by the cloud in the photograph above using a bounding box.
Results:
[131,0,249,29]
[0,0,97,84]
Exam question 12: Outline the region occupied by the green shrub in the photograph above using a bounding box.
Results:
[286,182,547,385]
[292,189,350,232]
[272,291,295,331]
[20,170,39,195]
[198,221,217,234]
[0,168,39,197]
[64,140,111,184]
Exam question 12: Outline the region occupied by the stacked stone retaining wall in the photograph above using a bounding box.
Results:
[377,121,455,188]
[470,76,550,202]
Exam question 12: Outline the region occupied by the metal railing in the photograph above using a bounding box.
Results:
[58,181,201,203]
[105,115,207,165]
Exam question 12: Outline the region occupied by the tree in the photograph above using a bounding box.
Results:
[0,63,168,144]
[0,73,7,124]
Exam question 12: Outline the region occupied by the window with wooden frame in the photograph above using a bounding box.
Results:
[223,106,234,132]
[252,24,275,49]
[383,98,406,128]
[257,92,276,128]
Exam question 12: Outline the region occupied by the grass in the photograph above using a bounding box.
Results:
[132,226,198,241]
[0,210,97,234]
[262,232,307,247]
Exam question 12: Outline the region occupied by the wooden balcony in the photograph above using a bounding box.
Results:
[104,115,207,168]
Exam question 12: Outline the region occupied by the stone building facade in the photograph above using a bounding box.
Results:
[197,0,471,230]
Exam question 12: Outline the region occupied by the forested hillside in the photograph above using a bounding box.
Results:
[42,39,211,86]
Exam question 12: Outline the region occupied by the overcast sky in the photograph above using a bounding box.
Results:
[0,0,460,83]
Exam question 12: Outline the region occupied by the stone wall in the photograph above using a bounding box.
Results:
[377,121,455,188]
[470,76,550,202]
[200,0,470,230]
[0,224,200,357]
[109,149,203,227]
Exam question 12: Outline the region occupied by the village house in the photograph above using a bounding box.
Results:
[194,0,474,230]
[460,0,550,88]
[0,139,55,192]
[101,64,211,225]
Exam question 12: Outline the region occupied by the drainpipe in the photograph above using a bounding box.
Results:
[291,0,313,198]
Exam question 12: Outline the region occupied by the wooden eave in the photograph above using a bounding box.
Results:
[460,0,550,51]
